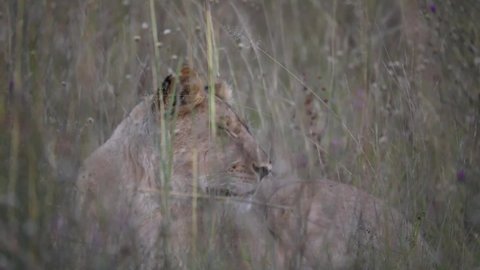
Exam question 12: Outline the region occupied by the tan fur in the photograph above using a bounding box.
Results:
[74,67,434,269]
[74,66,271,269]
[249,175,436,269]
[163,174,436,269]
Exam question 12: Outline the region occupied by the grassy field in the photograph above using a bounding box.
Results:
[1,0,480,269]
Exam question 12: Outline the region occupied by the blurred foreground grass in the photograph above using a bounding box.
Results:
[1,0,480,269]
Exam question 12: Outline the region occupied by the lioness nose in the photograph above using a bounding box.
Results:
[252,162,272,180]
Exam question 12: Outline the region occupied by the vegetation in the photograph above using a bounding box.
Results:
[1,0,479,268]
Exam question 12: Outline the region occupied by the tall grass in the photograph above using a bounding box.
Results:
[1,0,479,268]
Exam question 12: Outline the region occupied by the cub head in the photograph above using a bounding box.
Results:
[153,65,271,197]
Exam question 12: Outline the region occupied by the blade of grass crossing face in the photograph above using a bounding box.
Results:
[149,0,172,208]
[206,5,217,139]
[149,0,173,266]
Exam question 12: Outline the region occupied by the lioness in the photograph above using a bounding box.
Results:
[74,65,434,269]
[74,66,272,269]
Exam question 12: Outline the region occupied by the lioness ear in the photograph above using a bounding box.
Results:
[152,74,176,113]
[177,65,206,114]
[214,81,233,104]
[153,66,206,115]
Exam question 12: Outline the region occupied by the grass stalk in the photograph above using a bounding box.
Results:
[205,3,217,139]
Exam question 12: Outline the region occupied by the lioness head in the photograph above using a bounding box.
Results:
[74,65,271,267]
[153,65,271,197]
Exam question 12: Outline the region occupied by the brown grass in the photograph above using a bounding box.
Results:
[1,0,479,269]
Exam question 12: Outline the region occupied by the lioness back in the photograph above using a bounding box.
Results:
[255,175,436,269]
